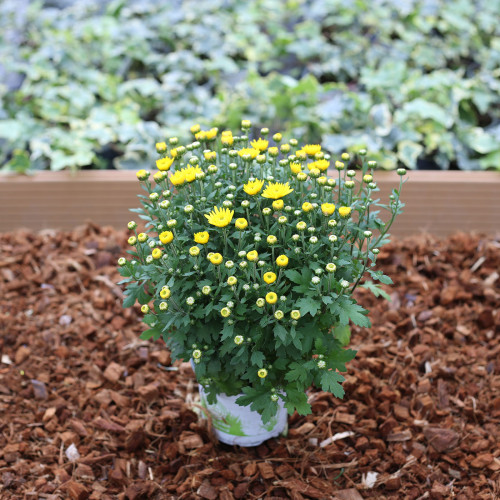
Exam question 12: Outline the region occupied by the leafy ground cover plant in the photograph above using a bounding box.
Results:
[118,121,406,422]
[1,0,499,172]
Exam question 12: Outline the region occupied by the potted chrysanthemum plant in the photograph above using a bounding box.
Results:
[118,120,406,446]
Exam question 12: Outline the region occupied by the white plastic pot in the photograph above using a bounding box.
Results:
[197,383,288,447]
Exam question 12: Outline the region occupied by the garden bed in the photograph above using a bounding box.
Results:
[1,170,500,236]
[0,225,499,499]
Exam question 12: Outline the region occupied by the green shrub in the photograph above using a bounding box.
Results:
[0,0,499,172]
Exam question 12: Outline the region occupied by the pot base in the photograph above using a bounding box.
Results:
[198,384,288,447]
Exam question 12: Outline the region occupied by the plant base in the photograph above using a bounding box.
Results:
[198,384,288,447]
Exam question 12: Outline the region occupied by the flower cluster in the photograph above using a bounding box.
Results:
[119,121,406,421]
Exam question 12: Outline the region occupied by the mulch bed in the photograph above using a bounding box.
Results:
[0,224,499,500]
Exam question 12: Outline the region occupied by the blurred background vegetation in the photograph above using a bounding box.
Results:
[0,0,499,173]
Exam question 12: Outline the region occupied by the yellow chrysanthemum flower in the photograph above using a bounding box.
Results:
[209,253,223,265]
[195,131,206,141]
[321,203,336,216]
[308,159,329,172]
[290,162,302,175]
[276,255,289,267]
[189,246,200,256]
[302,202,313,212]
[170,170,186,186]
[295,150,307,160]
[272,199,284,211]
[268,146,279,157]
[235,218,248,230]
[152,248,163,259]
[238,148,260,159]
[221,130,234,146]
[156,142,167,153]
[159,231,174,244]
[153,171,163,182]
[194,231,209,244]
[266,292,277,304]
[247,250,259,262]
[156,156,174,171]
[205,206,234,228]
[261,181,294,200]
[303,144,322,156]
[251,138,269,151]
[204,151,216,161]
[263,272,277,284]
[339,206,352,218]
[136,169,149,181]
[170,148,178,158]
[243,178,265,196]
[258,368,268,378]
[205,127,218,140]
[160,287,171,299]
[184,165,203,183]
[190,124,201,134]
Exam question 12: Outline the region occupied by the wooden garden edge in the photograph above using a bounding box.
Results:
[0,170,499,237]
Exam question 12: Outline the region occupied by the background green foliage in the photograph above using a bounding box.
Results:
[1,0,499,172]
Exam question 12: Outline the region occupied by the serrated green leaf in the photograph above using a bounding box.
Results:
[320,370,345,398]
[250,350,265,367]
[297,297,320,317]
[333,325,351,347]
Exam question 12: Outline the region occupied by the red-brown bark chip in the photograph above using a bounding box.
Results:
[0,226,498,498]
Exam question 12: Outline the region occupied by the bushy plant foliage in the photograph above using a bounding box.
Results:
[1,0,498,172]
[118,122,406,421]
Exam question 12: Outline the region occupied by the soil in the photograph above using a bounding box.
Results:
[0,224,499,500]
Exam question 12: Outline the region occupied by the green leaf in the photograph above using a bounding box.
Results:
[333,325,351,347]
[328,348,357,372]
[139,326,161,341]
[284,387,311,416]
[297,297,320,317]
[285,362,310,385]
[274,323,289,344]
[361,281,392,301]
[220,324,234,341]
[329,296,371,327]
[369,270,393,285]
[320,370,346,398]
[250,350,265,368]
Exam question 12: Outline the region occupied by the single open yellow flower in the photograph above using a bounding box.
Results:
[189,246,200,256]
[276,255,289,267]
[170,170,186,186]
[195,131,206,141]
[205,206,234,228]
[221,307,231,317]
[190,124,201,134]
[159,231,174,244]
[262,181,294,200]
[321,203,336,216]
[156,156,174,171]
[272,199,284,211]
[209,253,223,265]
[308,159,329,172]
[303,144,322,156]
[235,218,248,230]
[244,179,265,196]
[258,368,268,378]
[247,250,259,262]
[302,202,313,212]
[263,272,277,284]
[238,148,259,159]
[290,162,302,175]
[266,292,277,304]
[205,127,218,140]
[339,206,352,218]
[251,138,269,151]
[152,248,163,259]
[184,165,203,183]
[160,287,171,299]
[194,231,209,244]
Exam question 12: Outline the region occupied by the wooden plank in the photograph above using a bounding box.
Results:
[0,170,499,236]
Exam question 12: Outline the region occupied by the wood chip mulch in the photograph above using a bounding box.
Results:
[0,224,499,500]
